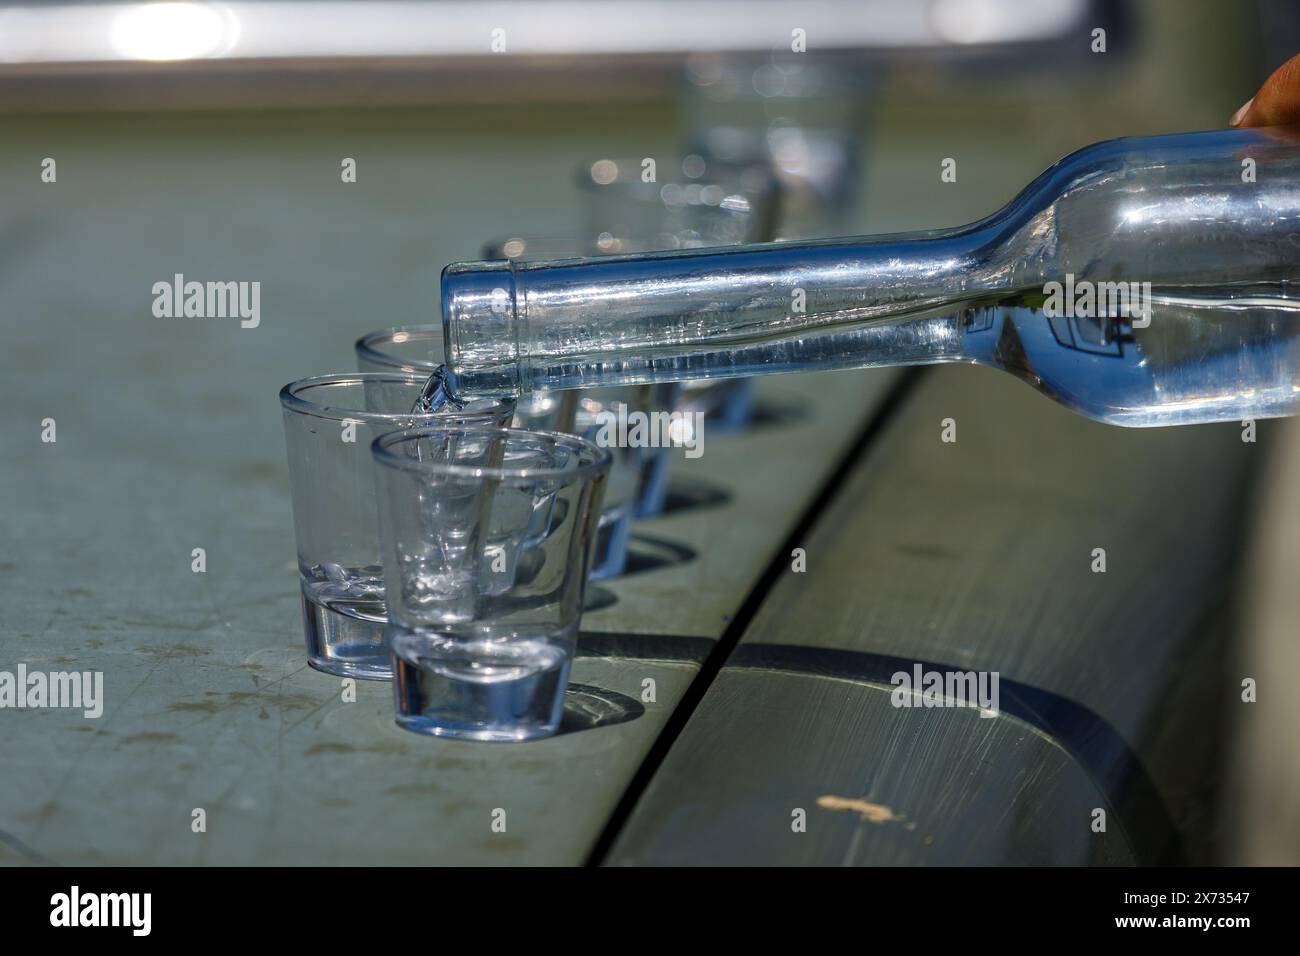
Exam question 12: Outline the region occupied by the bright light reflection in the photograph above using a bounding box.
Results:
[110,3,237,61]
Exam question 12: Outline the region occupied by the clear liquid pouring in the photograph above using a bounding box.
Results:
[411,364,466,414]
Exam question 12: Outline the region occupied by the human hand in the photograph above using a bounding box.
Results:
[1231,52,1300,127]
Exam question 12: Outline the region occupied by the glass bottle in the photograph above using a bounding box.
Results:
[442,126,1300,426]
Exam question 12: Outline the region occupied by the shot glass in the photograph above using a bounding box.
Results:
[680,52,873,240]
[279,372,515,680]
[356,325,669,576]
[371,424,610,741]
[570,389,644,577]
[576,155,780,253]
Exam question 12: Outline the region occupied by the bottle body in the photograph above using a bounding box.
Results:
[443,126,1300,426]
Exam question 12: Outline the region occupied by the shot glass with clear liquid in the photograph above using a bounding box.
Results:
[279,373,515,679]
[371,424,610,741]
[356,325,666,575]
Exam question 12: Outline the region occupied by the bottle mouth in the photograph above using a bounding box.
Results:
[440,259,523,396]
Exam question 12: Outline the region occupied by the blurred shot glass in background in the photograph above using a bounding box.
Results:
[279,373,515,679]
[372,425,610,741]
[680,51,872,241]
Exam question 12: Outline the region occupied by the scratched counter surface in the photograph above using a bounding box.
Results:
[0,107,901,865]
[0,368,884,866]
[0,21,1265,864]
[608,366,1266,866]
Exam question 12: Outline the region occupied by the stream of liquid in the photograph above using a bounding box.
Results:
[411,364,467,414]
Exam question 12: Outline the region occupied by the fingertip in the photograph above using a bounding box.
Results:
[1238,52,1300,127]
[1229,97,1254,127]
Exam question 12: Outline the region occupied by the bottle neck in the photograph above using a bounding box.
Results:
[443,126,1300,401]
[442,226,1004,396]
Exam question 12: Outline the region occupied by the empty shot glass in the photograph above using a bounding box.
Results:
[371,425,610,741]
[681,53,873,240]
[279,373,515,680]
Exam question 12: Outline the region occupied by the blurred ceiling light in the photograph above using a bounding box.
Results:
[929,0,1088,46]
[0,1,1099,65]
[110,3,238,61]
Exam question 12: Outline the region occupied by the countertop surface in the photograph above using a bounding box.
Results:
[1,48,1281,861]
